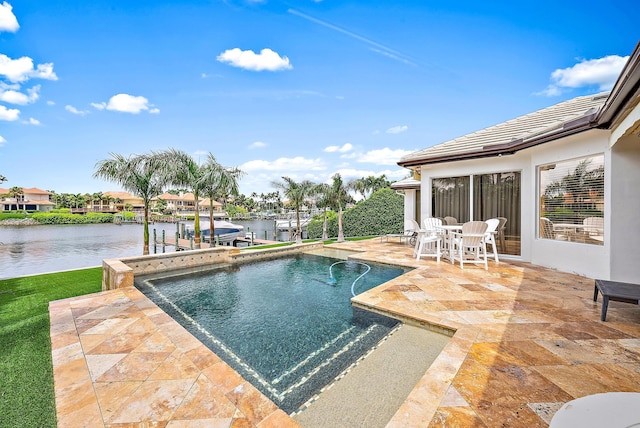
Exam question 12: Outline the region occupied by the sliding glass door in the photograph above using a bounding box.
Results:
[432,172,521,256]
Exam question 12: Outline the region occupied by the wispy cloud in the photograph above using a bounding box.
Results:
[357,148,415,165]
[324,143,353,153]
[0,135,6,146]
[249,141,267,149]
[537,54,629,97]
[288,9,415,66]
[217,48,292,72]
[0,84,39,105]
[65,105,89,116]
[386,125,408,134]
[0,1,19,33]
[26,117,40,125]
[92,93,159,114]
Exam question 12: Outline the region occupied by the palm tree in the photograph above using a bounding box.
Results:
[329,174,350,242]
[0,174,6,184]
[272,177,316,244]
[314,183,332,240]
[198,153,243,246]
[154,149,209,248]
[94,153,168,255]
[7,186,23,211]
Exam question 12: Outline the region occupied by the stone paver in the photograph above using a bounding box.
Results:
[50,240,640,427]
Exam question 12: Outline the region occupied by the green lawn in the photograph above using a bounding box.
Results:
[0,268,102,428]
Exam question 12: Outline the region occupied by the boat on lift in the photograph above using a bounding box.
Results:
[186,219,244,243]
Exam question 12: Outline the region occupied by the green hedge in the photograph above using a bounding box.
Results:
[0,212,27,221]
[308,188,403,238]
[31,212,114,224]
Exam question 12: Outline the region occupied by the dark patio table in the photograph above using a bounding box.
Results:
[593,279,640,321]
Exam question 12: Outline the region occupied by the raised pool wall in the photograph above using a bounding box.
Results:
[102,242,325,291]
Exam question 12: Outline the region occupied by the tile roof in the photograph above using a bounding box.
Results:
[399,92,609,166]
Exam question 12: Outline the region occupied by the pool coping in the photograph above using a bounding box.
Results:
[50,242,472,426]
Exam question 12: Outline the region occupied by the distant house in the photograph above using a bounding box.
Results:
[153,192,224,216]
[103,191,145,212]
[0,187,55,212]
[394,41,640,282]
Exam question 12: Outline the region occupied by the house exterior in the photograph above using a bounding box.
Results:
[103,191,145,212]
[0,187,55,212]
[395,41,640,283]
[153,192,224,216]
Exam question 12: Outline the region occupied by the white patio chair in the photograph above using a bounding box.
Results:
[444,216,458,225]
[484,218,500,262]
[496,217,507,252]
[414,217,443,262]
[583,217,604,242]
[449,221,489,270]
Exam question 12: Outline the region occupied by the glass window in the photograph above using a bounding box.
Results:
[431,176,470,223]
[538,154,604,245]
[473,172,521,256]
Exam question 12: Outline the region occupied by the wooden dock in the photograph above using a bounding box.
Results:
[152,236,279,251]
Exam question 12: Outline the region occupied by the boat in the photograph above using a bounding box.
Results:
[275,218,311,231]
[185,219,244,244]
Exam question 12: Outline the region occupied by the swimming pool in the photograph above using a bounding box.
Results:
[135,252,410,413]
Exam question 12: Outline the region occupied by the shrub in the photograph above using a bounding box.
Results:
[31,212,114,224]
[307,188,403,238]
[0,212,27,221]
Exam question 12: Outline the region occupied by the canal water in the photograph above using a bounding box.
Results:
[0,219,302,279]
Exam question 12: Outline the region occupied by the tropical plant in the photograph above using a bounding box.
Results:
[7,186,23,211]
[329,173,352,242]
[0,174,6,184]
[94,153,168,255]
[272,177,316,244]
[314,183,332,240]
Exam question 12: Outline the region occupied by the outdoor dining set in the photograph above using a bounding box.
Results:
[409,217,507,270]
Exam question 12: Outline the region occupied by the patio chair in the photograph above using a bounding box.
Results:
[415,217,443,262]
[444,216,458,225]
[380,219,419,244]
[496,217,507,251]
[583,217,604,242]
[484,218,500,262]
[449,221,489,270]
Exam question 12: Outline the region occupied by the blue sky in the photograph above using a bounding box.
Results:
[0,0,637,196]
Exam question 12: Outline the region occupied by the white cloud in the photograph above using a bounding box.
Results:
[92,94,158,114]
[357,148,415,165]
[65,105,88,116]
[0,1,19,33]
[46,100,55,106]
[26,117,39,125]
[241,156,326,172]
[217,48,292,72]
[0,54,58,83]
[0,104,19,120]
[0,85,38,105]
[0,135,6,146]
[386,125,408,134]
[249,141,267,149]
[324,143,353,153]
[538,54,629,96]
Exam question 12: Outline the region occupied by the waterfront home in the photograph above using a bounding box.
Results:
[153,192,224,217]
[0,187,55,212]
[394,41,640,283]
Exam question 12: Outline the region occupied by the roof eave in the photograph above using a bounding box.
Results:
[595,41,640,128]
[398,117,596,168]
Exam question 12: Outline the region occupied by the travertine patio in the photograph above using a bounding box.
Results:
[50,239,640,427]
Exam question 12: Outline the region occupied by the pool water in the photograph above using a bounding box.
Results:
[136,253,410,412]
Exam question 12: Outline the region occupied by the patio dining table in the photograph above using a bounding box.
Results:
[437,224,463,262]
[553,223,587,241]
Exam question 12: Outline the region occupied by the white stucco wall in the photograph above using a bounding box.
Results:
[417,128,613,279]
[609,125,640,282]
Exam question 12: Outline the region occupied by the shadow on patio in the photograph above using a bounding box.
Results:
[337,239,640,427]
